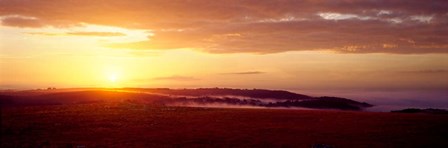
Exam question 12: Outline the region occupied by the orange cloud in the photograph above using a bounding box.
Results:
[1,0,447,54]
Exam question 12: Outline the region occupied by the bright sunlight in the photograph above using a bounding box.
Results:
[108,74,118,83]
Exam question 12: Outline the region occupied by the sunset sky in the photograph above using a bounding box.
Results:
[0,0,447,108]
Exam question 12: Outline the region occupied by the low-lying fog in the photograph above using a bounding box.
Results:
[295,89,448,112]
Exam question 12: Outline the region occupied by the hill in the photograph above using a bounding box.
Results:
[391,108,448,115]
[0,88,372,110]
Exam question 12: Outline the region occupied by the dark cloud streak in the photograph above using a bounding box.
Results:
[152,76,199,81]
[26,31,126,37]
[401,69,448,74]
[1,16,43,28]
[221,71,265,75]
[66,32,126,37]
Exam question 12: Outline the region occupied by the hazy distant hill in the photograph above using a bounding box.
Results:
[123,88,313,100]
[391,108,448,115]
[0,88,372,110]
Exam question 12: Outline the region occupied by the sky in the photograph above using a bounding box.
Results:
[0,0,447,109]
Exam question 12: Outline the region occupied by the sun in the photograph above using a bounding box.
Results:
[103,67,124,88]
[108,74,118,83]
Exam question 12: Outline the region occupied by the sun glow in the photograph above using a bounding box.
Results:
[103,66,123,88]
[108,74,118,83]
[104,73,121,88]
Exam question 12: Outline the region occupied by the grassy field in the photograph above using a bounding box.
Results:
[2,102,448,147]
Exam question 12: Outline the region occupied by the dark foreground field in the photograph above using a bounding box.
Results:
[2,102,448,147]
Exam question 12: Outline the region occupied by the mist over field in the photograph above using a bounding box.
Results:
[294,89,448,112]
